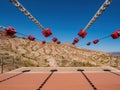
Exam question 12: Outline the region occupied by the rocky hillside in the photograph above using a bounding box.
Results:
[0,31,119,68]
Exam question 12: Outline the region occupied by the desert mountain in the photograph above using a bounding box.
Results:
[0,31,119,67]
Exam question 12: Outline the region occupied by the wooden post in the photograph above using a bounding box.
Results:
[20,56,22,67]
[118,56,120,67]
[109,56,112,66]
[12,57,15,69]
[117,56,119,68]
[1,57,4,74]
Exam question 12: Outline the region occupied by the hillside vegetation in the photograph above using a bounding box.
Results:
[0,32,120,68]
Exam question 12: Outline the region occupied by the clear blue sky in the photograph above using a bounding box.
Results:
[1,0,120,52]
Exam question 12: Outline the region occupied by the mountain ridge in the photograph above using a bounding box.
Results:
[109,52,120,56]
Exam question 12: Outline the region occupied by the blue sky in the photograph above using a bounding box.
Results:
[0,0,120,52]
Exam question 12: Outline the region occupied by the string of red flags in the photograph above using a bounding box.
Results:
[56,41,61,44]
[85,29,120,46]
[42,41,46,44]
[0,25,61,44]
[9,0,60,43]
[2,26,16,37]
[111,30,120,39]
[52,37,58,42]
[0,26,40,42]
[72,0,112,45]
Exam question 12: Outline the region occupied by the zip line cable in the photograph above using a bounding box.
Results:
[0,25,62,44]
[10,0,112,44]
[9,0,60,40]
[0,25,42,41]
[72,0,112,45]
[9,0,46,30]
[83,0,112,32]
[81,30,120,46]
[99,35,111,40]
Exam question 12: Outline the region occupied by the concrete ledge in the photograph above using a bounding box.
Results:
[7,66,120,73]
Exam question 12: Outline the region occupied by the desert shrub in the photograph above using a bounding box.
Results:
[22,61,35,67]
[70,60,96,67]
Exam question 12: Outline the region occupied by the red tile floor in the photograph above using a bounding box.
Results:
[0,67,120,90]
